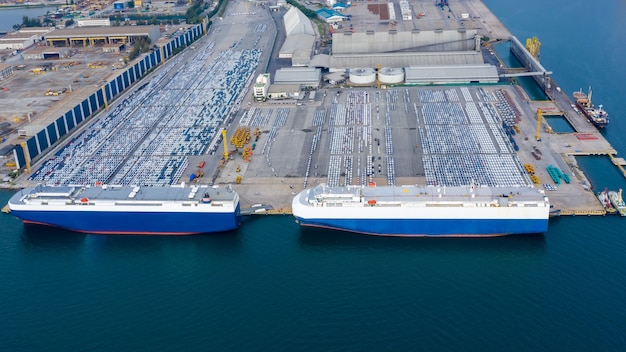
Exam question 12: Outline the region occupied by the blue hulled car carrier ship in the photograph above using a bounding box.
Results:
[292,184,550,237]
[8,184,241,235]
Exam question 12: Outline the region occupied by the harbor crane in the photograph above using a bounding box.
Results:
[222,129,229,161]
[525,37,541,60]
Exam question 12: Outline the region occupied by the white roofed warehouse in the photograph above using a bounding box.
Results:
[280,7,316,61]
[274,67,322,89]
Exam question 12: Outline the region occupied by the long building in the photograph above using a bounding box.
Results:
[44,26,161,47]
[0,28,55,50]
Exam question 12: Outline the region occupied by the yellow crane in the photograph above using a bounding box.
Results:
[222,129,229,161]
[536,108,543,141]
[525,37,541,60]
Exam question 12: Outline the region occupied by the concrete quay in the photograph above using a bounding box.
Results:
[4,0,621,219]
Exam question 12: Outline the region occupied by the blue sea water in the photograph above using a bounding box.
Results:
[0,6,59,32]
[2,0,626,350]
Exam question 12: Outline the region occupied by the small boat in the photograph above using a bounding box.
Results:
[608,189,626,217]
[597,187,617,214]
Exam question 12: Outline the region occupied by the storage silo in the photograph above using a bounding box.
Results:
[378,67,405,84]
[349,68,376,85]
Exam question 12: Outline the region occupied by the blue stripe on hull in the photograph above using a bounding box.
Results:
[295,217,548,237]
[13,207,242,235]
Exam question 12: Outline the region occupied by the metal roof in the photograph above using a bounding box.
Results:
[308,54,331,68]
[268,84,301,94]
[274,67,321,84]
[292,48,313,66]
[332,29,479,54]
[284,7,315,36]
[329,51,484,70]
[45,26,160,39]
[404,64,499,84]
[279,33,315,57]
[316,8,347,21]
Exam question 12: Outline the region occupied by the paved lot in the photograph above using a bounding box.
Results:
[4,0,613,215]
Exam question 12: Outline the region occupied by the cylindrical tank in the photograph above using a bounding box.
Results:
[378,67,405,84]
[349,68,376,85]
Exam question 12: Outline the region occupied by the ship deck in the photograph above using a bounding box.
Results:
[307,184,547,205]
[14,184,237,204]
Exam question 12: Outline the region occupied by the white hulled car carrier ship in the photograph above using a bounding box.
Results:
[292,184,550,237]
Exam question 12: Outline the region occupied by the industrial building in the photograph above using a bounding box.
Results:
[22,46,72,60]
[254,73,270,101]
[279,7,315,61]
[44,26,161,47]
[267,84,302,100]
[404,64,499,85]
[272,4,498,86]
[274,67,321,89]
[0,28,55,50]
[316,8,347,23]
[76,19,112,27]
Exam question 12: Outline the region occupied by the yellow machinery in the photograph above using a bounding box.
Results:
[235,175,242,184]
[524,164,535,174]
[222,129,229,161]
[525,37,541,60]
[536,108,543,141]
[242,143,252,163]
[530,175,540,185]
[230,127,250,149]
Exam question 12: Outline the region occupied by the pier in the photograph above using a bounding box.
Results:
[1,0,622,219]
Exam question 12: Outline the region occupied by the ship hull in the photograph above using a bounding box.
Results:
[608,191,626,217]
[10,207,242,235]
[292,185,550,237]
[8,185,242,235]
[575,101,608,129]
[295,216,547,237]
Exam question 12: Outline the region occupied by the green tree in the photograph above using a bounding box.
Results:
[128,37,152,61]
[22,16,43,27]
